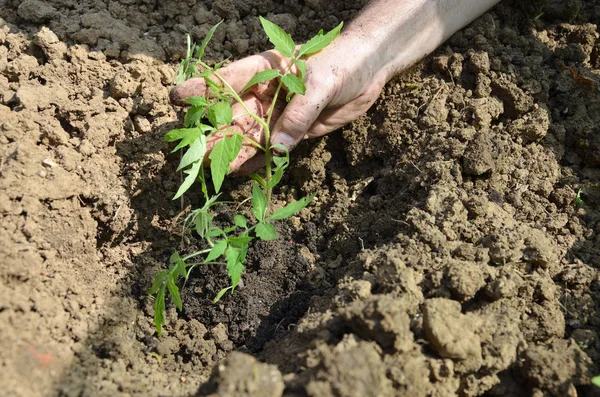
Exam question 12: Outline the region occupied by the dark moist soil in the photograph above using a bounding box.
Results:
[2,0,600,396]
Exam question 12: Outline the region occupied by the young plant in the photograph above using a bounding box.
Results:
[148,18,343,335]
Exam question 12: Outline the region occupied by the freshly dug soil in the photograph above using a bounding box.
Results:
[1,0,600,396]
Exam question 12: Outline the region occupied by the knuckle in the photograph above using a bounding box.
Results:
[282,107,311,131]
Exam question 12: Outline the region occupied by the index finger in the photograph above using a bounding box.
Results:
[169,51,291,105]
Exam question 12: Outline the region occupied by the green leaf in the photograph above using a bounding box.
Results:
[251,183,267,221]
[242,69,281,92]
[154,285,166,336]
[259,16,295,57]
[173,160,202,200]
[147,271,167,295]
[208,101,233,129]
[225,246,245,290]
[233,215,247,228]
[184,106,205,128]
[268,193,317,221]
[177,135,207,171]
[269,151,289,188]
[195,211,213,237]
[298,21,343,58]
[206,227,223,238]
[197,21,223,59]
[166,275,183,311]
[249,173,266,188]
[213,286,232,303]
[209,134,243,193]
[281,73,306,95]
[165,128,196,142]
[165,126,211,152]
[268,167,284,189]
[184,96,209,107]
[205,239,227,262]
[296,59,306,80]
[228,235,253,246]
[592,376,600,387]
[271,143,289,155]
[255,222,277,241]
[170,252,187,279]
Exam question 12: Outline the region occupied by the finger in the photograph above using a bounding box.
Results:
[202,94,268,172]
[170,51,294,105]
[233,153,266,176]
[271,84,330,152]
[305,90,381,138]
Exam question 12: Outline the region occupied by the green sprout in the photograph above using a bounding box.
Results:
[148,18,343,336]
[575,183,600,207]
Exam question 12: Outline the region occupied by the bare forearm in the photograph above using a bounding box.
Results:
[345,0,501,81]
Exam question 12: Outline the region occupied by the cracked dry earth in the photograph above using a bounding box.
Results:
[1,0,600,396]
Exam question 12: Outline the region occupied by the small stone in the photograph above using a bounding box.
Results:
[39,170,47,178]
[133,116,152,134]
[42,158,56,168]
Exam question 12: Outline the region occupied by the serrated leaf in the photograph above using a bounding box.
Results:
[268,167,284,189]
[242,69,281,92]
[205,240,227,262]
[225,246,245,291]
[296,59,306,80]
[255,222,277,241]
[147,271,167,295]
[268,193,316,221]
[298,21,343,58]
[184,106,205,128]
[165,128,195,142]
[206,228,223,238]
[154,285,166,336]
[208,101,233,129]
[166,275,183,311]
[225,246,245,292]
[195,211,213,237]
[259,16,295,57]
[173,160,202,200]
[281,73,306,95]
[233,215,247,228]
[228,235,253,247]
[209,134,243,193]
[197,21,223,59]
[184,96,209,107]
[251,183,267,222]
[177,135,207,171]
[169,252,187,279]
[224,225,237,233]
[213,286,232,303]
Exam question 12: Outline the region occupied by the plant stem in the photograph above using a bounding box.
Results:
[182,248,212,261]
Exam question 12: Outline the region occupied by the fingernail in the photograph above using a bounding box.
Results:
[273,132,295,149]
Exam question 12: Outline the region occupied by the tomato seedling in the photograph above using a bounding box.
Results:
[148,18,343,335]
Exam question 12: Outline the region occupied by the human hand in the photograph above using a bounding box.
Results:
[169,33,388,174]
[170,0,501,175]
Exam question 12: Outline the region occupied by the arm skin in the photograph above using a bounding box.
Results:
[170,0,501,174]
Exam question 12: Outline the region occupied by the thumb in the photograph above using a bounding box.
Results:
[271,86,329,151]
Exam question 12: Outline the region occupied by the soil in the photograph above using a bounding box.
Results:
[1,0,600,396]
